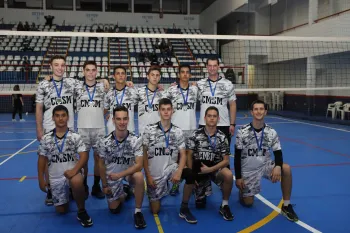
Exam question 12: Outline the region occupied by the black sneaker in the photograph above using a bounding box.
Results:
[179,207,197,224]
[84,185,89,200]
[77,210,93,227]
[219,205,234,221]
[281,204,299,222]
[45,189,53,206]
[195,197,206,209]
[134,212,147,229]
[91,185,105,199]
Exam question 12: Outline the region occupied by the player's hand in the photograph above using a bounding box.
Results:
[171,170,182,184]
[102,79,110,91]
[170,82,177,87]
[191,81,197,86]
[36,127,44,141]
[157,84,164,91]
[103,186,112,195]
[126,81,134,87]
[64,169,77,179]
[146,175,157,189]
[39,179,47,193]
[44,75,51,81]
[229,125,235,136]
[199,163,212,174]
[109,173,121,181]
[105,113,110,121]
[235,179,245,191]
[271,166,281,183]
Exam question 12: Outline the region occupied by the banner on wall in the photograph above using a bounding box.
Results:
[86,13,99,23]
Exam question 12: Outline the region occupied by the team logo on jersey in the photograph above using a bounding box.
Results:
[110,156,131,165]
[176,102,195,111]
[145,103,159,112]
[50,96,73,105]
[247,148,267,157]
[198,151,215,161]
[81,99,102,108]
[154,147,174,156]
[202,96,223,105]
[114,102,132,110]
[51,153,76,163]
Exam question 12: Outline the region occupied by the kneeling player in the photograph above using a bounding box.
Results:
[98,106,146,229]
[187,106,234,221]
[234,100,298,222]
[143,98,197,224]
[37,105,93,227]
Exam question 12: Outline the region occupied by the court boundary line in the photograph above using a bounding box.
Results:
[0,138,36,142]
[232,175,322,233]
[0,139,37,166]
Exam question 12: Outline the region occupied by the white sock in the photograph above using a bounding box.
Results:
[222,200,228,207]
[283,200,290,206]
[135,208,141,214]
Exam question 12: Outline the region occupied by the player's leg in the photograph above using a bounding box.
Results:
[69,173,93,227]
[239,170,262,207]
[43,128,53,206]
[179,167,197,224]
[51,179,70,213]
[77,128,91,199]
[193,173,211,208]
[279,163,298,221]
[214,168,234,221]
[128,172,147,229]
[147,178,162,214]
[91,128,105,199]
[107,178,127,214]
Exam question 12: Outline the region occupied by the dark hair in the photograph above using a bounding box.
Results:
[158,98,172,109]
[147,66,161,75]
[83,60,97,69]
[113,105,129,117]
[206,57,219,66]
[113,66,126,74]
[178,65,191,73]
[251,100,267,110]
[13,84,20,91]
[50,55,66,64]
[52,105,69,116]
[205,106,219,116]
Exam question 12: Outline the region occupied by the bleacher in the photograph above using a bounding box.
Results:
[0,23,231,85]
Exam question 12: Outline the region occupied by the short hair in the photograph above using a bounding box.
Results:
[50,55,66,64]
[251,100,267,110]
[113,66,126,74]
[159,98,172,109]
[205,106,219,116]
[147,66,161,75]
[13,84,20,91]
[83,60,97,70]
[178,65,191,73]
[52,105,69,116]
[113,105,129,117]
[206,57,219,66]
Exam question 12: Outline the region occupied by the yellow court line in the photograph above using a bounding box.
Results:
[19,176,27,182]
[0,150,37,158]
[238,199,284,233]
[153,214,165,233]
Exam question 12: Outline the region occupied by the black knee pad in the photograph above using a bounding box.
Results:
[183,168,195,185]
[109,203,123,214]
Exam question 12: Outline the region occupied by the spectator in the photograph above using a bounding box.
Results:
[24,21,30,31]
[44,15,55,27]
[17,21,24,31]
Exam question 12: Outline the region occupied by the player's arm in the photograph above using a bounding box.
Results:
[234,130,245,190]
[143,145,156,188]
[271,131,283,183]
[35,102,44,140]
[37,154,48,193]
[64,151,88,179]
[207,155,229,173]
[186,150,193,169]
[99,158,108,188]
[110,156,143,180]
[229,100,237,134]
[103,92,111,120]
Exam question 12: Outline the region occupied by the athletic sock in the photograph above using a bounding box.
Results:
[135,208,141,214]
[283,200,290,206]
[222,200,228,207]
[93,176,100,187]
[181,201,188,209]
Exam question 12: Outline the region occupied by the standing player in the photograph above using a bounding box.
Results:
[98,106,146,229]
[37,105,93,227]
[197,58,237,145]
[76,60,106,199]
[137,66,166,136]
[143,98,197,224]
[187,106,234,221]
[36,55,78,205]
[234,100,298,222]
[166,65,198,196]
[104,66,138,134]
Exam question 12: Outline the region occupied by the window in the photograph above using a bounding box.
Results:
[46,0,73,10]
[105,0,131,12]
[76,0,102,11]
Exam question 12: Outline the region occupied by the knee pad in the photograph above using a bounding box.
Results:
[109,203,123,214]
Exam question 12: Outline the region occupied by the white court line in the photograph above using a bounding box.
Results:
[0,138,36,142]
[0,139,37,166]
[269,116,350,133]
[232,175,322,233]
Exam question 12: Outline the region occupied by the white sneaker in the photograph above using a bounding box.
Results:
[20,119,26,122]
[12,119,16,122]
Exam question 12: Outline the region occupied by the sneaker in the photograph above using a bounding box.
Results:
[281,204,299,222]
[170,183,180,196]
[195,197,206,209]
[77,210,93,227]
[20,119,26,122]
[134,212,147,229]
[84,185,89,200]
[12,119,16,122]
[45,189,53,206]
[179,207,197,224]
[91,184,105,199]
[219,205,234,221]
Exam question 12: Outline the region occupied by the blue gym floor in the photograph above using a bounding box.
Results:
[0,112,349,233]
